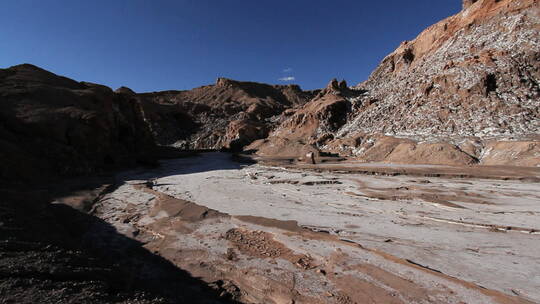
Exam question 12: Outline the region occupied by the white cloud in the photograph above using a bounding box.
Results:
[278,76,295,81]
[283,67,293,73]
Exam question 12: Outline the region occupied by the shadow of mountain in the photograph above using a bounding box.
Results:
[0,187,242,303]
[39,152,254,211]
[114,152,250,182]
[0,152,258,302]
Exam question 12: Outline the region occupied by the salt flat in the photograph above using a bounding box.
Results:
[97,152,540,303]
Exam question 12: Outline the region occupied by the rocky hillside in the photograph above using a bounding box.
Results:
[0,64,157,184]
[251,0,540,166]
[246,79,365,157]
[0,63,316,185]
[2,1,538,172]
[130,78,315,151]
[342,0,539,139]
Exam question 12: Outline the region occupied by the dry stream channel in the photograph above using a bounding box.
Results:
[55,152,540,304]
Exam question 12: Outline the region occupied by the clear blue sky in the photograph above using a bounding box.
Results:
[0,1,460,92]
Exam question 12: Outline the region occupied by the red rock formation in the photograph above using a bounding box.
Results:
[341,0,539,139]
[135,78,314,151]
[250,0,540,166]
[247,79,364,157]
[463,0,479,10]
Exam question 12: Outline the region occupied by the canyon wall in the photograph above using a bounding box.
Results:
[0,64,157,183]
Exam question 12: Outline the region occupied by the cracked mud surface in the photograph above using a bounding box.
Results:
[54,152,539,303]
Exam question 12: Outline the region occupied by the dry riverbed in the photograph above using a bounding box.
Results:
[55,152,540,303]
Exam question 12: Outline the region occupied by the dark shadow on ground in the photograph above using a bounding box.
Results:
[42,152,251,198]
[0,187,242,303]
[0,152,261,303]
[118,152,248,180]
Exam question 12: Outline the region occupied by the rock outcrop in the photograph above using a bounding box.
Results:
[0,64,157,183]
[246,79,364,157]
[338,0,539,140]
[135,78,315,151]
[249,0,540,166]
[462,0,479,10]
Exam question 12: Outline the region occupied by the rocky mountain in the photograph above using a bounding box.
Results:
[2,0,539,182]
[0,64,157,184]
[0,63,316,185]
[251,0,540,166]
[344,0,539,139]
[246,79,365,157]
[130,78,314,151]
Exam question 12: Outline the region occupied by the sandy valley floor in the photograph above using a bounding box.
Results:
[57,152,540,303]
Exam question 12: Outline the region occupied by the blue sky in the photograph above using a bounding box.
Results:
[0,1,460,92]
